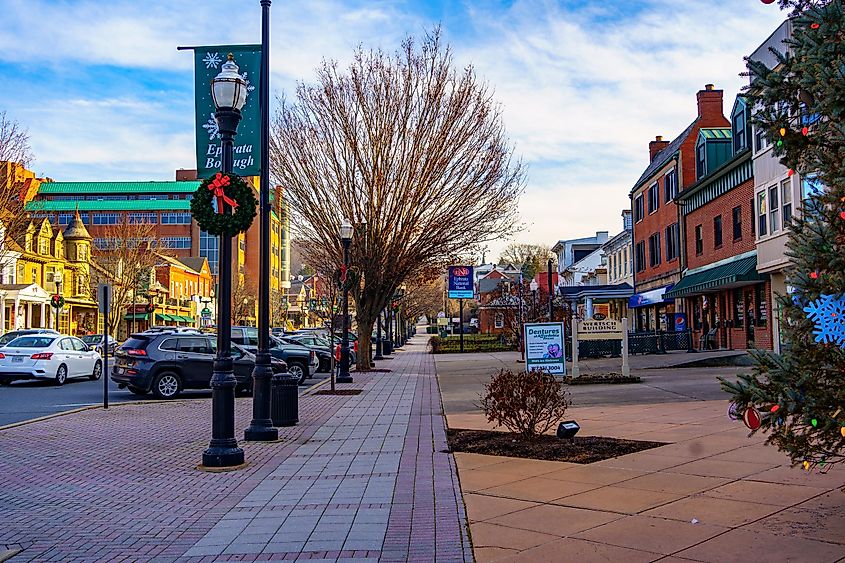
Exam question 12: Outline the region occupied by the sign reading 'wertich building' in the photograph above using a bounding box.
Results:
[189,45,262,178]
[577,319,624,341]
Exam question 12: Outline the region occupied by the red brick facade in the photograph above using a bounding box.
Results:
[685,177,756,268]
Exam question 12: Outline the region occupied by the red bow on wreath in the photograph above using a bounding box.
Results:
[207,172,239,214]
[339,264,348,283]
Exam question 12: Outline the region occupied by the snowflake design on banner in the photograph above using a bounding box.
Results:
[203,52,222,69]
[803,294,845,348]
[241,72,256,94]
[202,113,220,140]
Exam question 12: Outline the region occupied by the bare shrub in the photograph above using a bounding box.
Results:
[479,369,570,439]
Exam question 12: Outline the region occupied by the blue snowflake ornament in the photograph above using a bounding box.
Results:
[803,294,845,348]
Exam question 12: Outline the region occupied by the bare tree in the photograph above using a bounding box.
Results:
[498,243,554,280]
[0,111,36,277]
[90,220,163,337]
[270,30,524,369]
[402,268,445,322]
[232,274,257,325]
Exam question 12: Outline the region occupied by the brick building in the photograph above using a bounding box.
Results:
[665,96,773,350]
[629,85,731,331]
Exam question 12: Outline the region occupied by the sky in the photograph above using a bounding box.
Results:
[0,0,787,260]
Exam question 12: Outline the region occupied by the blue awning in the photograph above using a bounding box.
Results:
[629,285,674,308]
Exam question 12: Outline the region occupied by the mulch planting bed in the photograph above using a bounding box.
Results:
[565,374,641,385]
[314,389,363,396]
[447,428,666,464]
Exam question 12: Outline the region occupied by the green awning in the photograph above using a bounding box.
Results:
[124,312,150,321]
[155,313,177,322]
[664,256,763,299]
[179,315,195,323]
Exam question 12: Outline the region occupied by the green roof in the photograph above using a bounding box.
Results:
[664,256,763,299]
[698,128,731,140]
[38,181,200,194]
[26,200,192,212]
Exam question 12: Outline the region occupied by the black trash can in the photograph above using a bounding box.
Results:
[383,340,393,356]
[271,372,298,427]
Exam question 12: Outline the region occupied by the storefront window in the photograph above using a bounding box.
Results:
[733,289,744,328]
[755,285,767,327]
[692,298,702,330]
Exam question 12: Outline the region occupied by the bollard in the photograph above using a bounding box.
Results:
[271,371,298,427]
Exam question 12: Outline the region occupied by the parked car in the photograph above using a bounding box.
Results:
[81,334,119,356]
[277,334,334,373]
[0,328,60,348]
[111,329,286,399]
[231,326,317,384]
[0,334,103,385]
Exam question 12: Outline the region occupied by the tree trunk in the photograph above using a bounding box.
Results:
[356,315,375,371]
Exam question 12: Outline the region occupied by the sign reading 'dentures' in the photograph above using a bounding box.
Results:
[448,266,474,299]
[524,322,566,375]
[577,318,624,341]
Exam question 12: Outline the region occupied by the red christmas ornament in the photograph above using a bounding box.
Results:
[771,405,780,413]
[811,23,820,29]
[787,169,795,176]
[810,271,819,279]
[840,211,845,221]
[761,0,775,4]
[743,407,762,430]
[802,127,809,136]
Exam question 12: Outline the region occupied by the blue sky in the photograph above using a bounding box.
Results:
[0,0,787,258]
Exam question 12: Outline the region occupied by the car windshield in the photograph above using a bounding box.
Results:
[7,336,55,348]
[81,335,101,344]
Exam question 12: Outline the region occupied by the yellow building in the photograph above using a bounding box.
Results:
[3,213,98,334]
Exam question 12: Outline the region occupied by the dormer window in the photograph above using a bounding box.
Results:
[38,238,48,255]
[732,98,750,153]
[696,141,706,180]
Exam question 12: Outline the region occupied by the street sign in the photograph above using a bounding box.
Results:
[524,322,566,375]
[97,284,112,314]
[201,307,212,319]
[448,266,474,299]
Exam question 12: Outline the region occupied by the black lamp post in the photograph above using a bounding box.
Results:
[337,219,353,383]
[245,0,282,441]
[374,307,384,360]
[202,53,248,468]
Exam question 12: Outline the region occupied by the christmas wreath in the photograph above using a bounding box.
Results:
[50,294,65,309]
[190,172,258,236]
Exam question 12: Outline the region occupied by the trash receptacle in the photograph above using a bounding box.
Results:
[271,372,298,427]
[383,339,393,356]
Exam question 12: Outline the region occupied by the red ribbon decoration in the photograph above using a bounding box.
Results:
[207,172,239,214]
[340,265,348,283]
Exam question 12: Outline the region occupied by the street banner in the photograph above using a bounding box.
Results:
[524,322,566,374]
[187,44,262,178]
[577,318,624,341]
[448,266,474,299]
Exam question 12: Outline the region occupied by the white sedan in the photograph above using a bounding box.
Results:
[0,334,103,385]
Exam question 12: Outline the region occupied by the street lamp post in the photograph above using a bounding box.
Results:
[374,307,384,360]
[202,53,249,468]
[337,219,353,383]
[530,279,538,322]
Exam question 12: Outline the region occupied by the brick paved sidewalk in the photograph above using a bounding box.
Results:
[0,335,471,562]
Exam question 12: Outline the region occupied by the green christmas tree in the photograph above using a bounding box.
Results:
[720,0,845,469]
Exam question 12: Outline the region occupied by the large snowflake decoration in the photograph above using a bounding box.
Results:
[241,72,256,94]
[203,52,222,69]
[803,294,845,348]
[202,113,220,140]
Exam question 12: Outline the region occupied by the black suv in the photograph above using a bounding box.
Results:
[231,326,317,383]
[111,329,285,399]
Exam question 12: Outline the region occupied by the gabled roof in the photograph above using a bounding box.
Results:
[177,257,209,274]
[37,181,200,194]
[631,120,696,193]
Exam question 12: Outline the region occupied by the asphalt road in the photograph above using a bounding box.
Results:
[0,367,333,427]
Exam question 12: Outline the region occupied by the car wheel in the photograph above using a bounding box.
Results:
[89,360,102,381]
[55,364,68,386]
[127,386,147,396]
[152,372,181,399]
[287,361,307,385]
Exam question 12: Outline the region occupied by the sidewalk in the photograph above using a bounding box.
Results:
[435,352,845,562]
[0,337,471,562]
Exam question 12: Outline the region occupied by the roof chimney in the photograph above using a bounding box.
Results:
[696,84,724,120]
[649,135,670,162]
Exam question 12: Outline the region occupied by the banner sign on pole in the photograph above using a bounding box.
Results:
[448,266,474,299]
[187,44,262,178]
[524,322,566,375]
[577,318,624,341]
